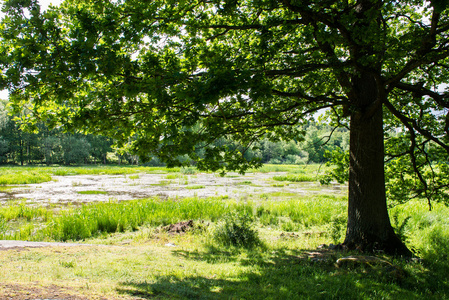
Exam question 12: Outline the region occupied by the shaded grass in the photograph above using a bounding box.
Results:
[1,225,448,300]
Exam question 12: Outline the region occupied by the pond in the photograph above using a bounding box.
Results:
[0,172,347,205]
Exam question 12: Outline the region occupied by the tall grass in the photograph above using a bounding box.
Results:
[257,195,347,230]
[0,194,347,242]
[41,197,252,241]
[0,202,53,221]
[390,200,449,261]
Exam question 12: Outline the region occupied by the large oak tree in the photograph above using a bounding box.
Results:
[1,0,449,255]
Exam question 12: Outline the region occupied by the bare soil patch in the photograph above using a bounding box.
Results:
[0,283,93,300]
[0,240,95,250]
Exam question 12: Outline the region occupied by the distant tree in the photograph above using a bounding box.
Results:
[0,137,8,163]
[42,135,61,165]
[86,134,113,164]
[61,135,91,165]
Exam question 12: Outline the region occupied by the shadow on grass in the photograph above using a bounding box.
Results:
[117,247,449,300]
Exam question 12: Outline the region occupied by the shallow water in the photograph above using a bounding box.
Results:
[0,172,347,204]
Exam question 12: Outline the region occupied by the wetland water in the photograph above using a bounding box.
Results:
[0,172,347,204]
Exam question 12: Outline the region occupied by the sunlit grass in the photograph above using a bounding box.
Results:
[0,168,52,185]
[272,174,317,182]
[185,185,205,190]
[77,190,109,195]
[0,185,448,299]
[0,165,184,185]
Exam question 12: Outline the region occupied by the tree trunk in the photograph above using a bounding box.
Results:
[343,72,412,256]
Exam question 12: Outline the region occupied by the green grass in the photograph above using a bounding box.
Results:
[251,163,325,174]
[0,165,183,185]
[272,174,317,182]
[0,201,53,222]
[0,168,52,185]
[235,180,253,185]
[0,165,448,299]
[77,190,109,195]
[185,185,205,190]
[0,195,448,299]
[165,174,187,180]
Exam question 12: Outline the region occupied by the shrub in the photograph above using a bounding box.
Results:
[212,211,261,248]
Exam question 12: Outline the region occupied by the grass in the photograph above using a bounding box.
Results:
[0,165,183,185]
[185,185,205,190]
[0,165,448,299]
[0,168,52,185]
[77,190,109,195]
[272,174,317,182]
[0,199,448,299]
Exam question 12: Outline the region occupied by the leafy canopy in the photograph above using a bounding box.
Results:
[1,1,448,191]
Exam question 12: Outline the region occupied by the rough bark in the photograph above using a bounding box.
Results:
[343,72,412,256]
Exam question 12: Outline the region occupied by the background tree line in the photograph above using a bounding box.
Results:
[1,98,348,166]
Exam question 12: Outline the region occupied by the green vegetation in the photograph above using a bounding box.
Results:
[0,165,447,298]
[211,212,261,249]
[272,174,316,182]
[0,168,52,185]
[0,165,447,299]
[0,166,182,185]
[0,201,52,222]
[77,191,108,195]
[0,194,448,299]
[185,185,205,190]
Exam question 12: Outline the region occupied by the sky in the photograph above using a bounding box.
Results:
[0,0,63,100]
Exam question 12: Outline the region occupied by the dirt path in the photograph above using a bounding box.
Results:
[0,240,96,249]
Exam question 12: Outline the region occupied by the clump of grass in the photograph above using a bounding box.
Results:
[150,180,171,186]
[180,167,197,175]
[59,260,76,268]
[272,174,316,182]
[236,180,252,185]
[165,174,186,180]
[77,190,108,195]
[185,185,205,190]
[211,211,261,249]
[271,183,287,187]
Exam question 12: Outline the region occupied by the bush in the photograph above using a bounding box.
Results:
[212,211,261,248]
